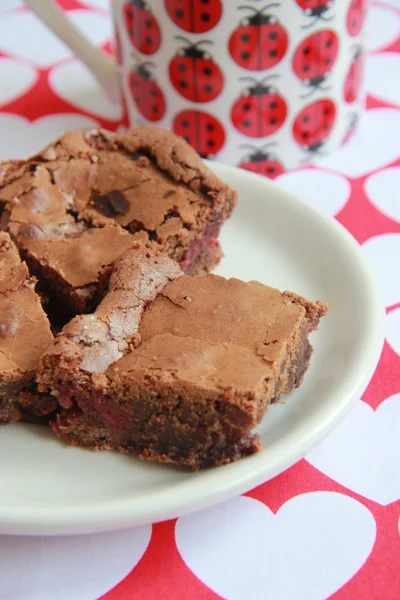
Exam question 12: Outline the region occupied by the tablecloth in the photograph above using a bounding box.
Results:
[0,1,399,599]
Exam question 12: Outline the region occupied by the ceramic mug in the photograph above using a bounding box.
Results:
[26,0,367,176]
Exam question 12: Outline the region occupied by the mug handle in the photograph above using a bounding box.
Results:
[25,0,120,103]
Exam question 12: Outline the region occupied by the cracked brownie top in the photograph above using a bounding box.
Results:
[0,126,235,254]
[40,242,328,397]
[0,232,52,377]
[0,127,236,316]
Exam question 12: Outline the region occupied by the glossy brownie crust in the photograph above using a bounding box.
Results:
[39,244,328,469]
[0,127,236,320]
[0,233,55,424]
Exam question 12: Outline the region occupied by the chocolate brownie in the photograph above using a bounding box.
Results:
[39,243,328,469]
[0,233,56,424]
[0,127,236,320]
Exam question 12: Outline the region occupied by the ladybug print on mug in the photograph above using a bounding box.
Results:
[238,143,285,178]
[169,37,224,102]
[293,98,336,153]
[129,61,166,121]
[344,46,363,104]
[173,109,225,157]
[346,0,365,37]
[231,76,287,138]
[231,77,287,138]
[292,30,339,95]
[295,0,335,26]
[165,0,222,33]
[123,0,161,55]
[229,4,288,71]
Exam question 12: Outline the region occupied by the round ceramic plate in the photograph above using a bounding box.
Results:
[0,163,384,536]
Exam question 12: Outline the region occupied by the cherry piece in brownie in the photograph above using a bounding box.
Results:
[0,127,236,319]
[39,243,328,469]
[0,233,56,424]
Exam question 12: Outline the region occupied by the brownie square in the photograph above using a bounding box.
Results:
[0,233,56,423]
[39,243,328,469]
[0,127,236,320]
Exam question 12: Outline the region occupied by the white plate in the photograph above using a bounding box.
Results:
[0,164,384,536]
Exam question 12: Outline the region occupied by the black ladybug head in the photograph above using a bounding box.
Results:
[181,46,209,59]
[308,73,327,88]
[250,149,271,161]
[240,75,278,96]
[238,3,280,26]
[241,142,277,162]
[134,61,154,79]
[305,2,332,18]
[175,36,213,60]
[307,141,324,153]
[250,83,276,95]
[129,0,148,8]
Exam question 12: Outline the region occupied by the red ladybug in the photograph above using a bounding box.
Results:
[173,109,225,157]
[123,0,161,55]
[238,143,285,178]
[347,0,365,37]
[165,0,222,33]
[342,112,358,144]
[169,37,224,102]
[344,46,363,104]
[293,99,336,152]
[231,76,287,138]
[295,0,334,26]
[129,62,166,122]
[292,30,339,94]
[229,4,288,71]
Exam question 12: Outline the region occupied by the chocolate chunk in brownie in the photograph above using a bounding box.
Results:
[0,233,56,424]
[39,243,328,469]
[0,127,236,319]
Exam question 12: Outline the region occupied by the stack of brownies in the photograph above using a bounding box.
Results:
[0,126,327,469]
